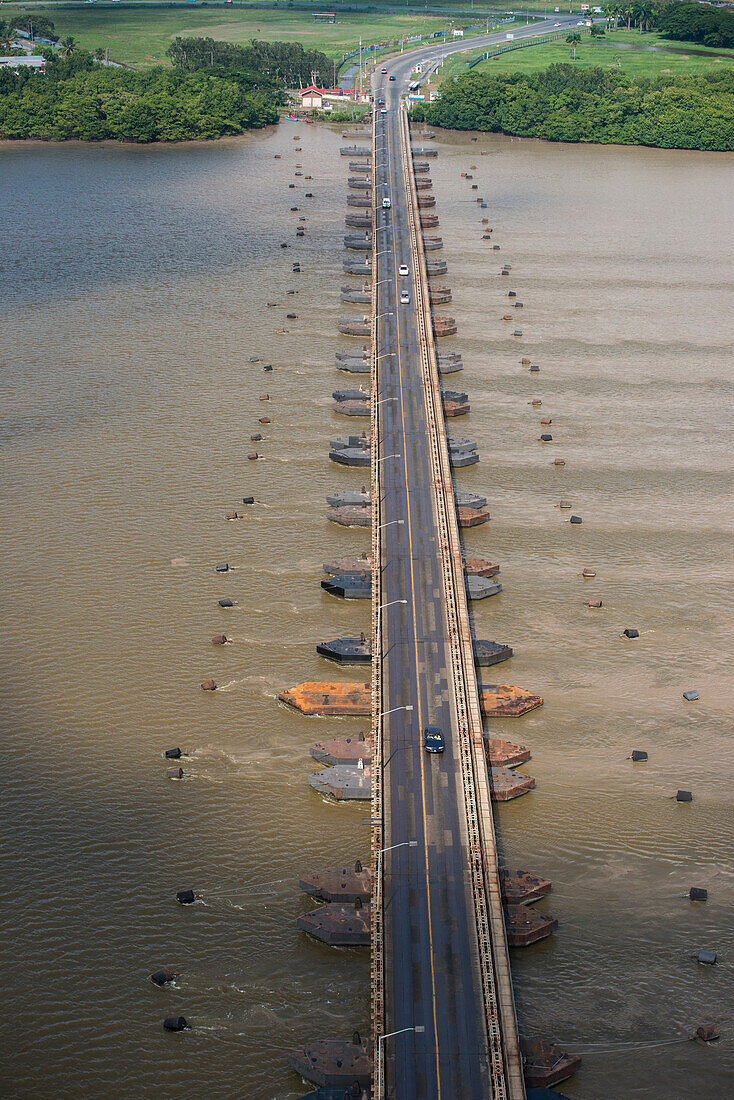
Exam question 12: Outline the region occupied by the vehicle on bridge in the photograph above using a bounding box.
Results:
[424,726,445,754]
[382,197,391,209]
[400,292,410,304]
[399,264,409,276]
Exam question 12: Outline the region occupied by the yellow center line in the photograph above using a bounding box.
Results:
[382,99,442,1097]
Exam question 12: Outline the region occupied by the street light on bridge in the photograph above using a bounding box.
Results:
[375,1014,425,1097]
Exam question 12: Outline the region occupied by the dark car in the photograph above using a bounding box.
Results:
[389,75,396,81]
[423,726,445,754]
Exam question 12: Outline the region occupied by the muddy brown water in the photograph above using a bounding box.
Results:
[1,127,732,1098]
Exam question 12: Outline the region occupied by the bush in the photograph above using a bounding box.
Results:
[419,64,734,151]
[0,52,282,142]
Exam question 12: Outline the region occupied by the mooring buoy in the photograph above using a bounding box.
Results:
[151,968,176,986]
[623,628,639,638]
[165,747,182,759]
[689,887,708,901]
[218,598,234,608]
[631,750,647,761]
[200,680,217,691]
[683,690,700,701]
[176,889,196,905]
[166,767,183,780]
[676,790,693,802]
[163,1016,188,1032]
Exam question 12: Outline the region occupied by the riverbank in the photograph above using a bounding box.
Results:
[411,65,734,151]
[0,57,281,142]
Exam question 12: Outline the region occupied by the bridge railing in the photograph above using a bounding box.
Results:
[369,99,386,1098]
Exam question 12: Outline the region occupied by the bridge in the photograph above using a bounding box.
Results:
[289,18,583,1099]
[368,58,525,1100]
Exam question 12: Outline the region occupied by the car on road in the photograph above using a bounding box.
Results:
[400,291,410,304]
[380,107,387,114]
[398,264,409,276]
[389,75,396,81]
[382,197,391,209]
[424,726,445,754]
[381,67,387,74]
[554,22,561,26]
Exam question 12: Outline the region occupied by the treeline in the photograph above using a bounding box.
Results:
[412,65,734,151]
[167,36,332,86]
[0,50,281,142]
[659,3,734,49]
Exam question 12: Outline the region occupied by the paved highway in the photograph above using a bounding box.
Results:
[370,57,503,1100]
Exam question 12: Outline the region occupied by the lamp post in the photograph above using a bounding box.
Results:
[376,1022,424,1098]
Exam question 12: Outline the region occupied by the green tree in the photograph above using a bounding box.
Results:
[60,36,77,58]
[11,15,56,43]
[566,32,582,60]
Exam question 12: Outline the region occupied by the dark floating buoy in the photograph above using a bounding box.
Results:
[288,183,295,189]
[259,417,272,424]
[683,689,700,701]
[247,452,259,461]
[165,747,182,760]
[676,790,693,802]
[263,364,274,372]
[540,433,553,442]
[569,515,582,524]
[166,767,184,780]
[530,364,540,372]
[513,330,523,337]
[151,968,176,986]
[176,889,196,905]
[587,598,603,608]
[508,291,516,298]
[200,679,217,691]
[286,313,297,319]
[689,887,708,901]
[698,949,716,965]
[163,1016,188,1032]
[218,598,234,608]
[212,634,228,646]
[242,496,255,505]
[623,628,639,638]
[251,433,262,442]
[631,750,648,762]
[696,1024,719,1041]
[280,243,288,249]
[216,563,229,573]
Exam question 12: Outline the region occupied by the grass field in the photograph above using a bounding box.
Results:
[438,29,734,83]
[3,6,482,68]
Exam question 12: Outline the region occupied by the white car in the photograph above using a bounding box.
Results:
[382,197,391,209]
[381,67,387,74]
[399,264,409,276]
[380,107,387,114]
[400,292,410,304]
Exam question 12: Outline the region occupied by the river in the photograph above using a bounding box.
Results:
[1,126,732,1098]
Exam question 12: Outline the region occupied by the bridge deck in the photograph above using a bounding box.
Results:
[370,56,525,1100]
